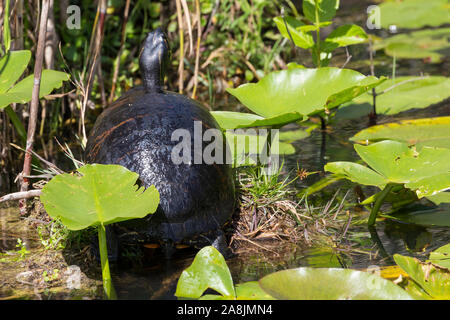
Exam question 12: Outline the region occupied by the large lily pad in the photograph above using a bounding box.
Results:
[227,67,384,119]
[211,111,304,130]
[350,117,450,149]
[376,0,450,29]
[394,254,450,299]
[428,244,450,269]
[325,140,450,198]
[373,28,450,63]
[40,164,160,230]
[175,246,235,299]
[258,268,413,300]
[338,76,450,117]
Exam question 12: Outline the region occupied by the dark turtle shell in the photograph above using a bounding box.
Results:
[84,28,235,246]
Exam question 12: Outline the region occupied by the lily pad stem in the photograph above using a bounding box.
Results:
[368,183,395,226]
[98,223,117,299]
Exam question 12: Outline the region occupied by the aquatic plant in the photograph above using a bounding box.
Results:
[40,164,160,299]
[325,140,450,226]
[275,0,367,67]
[175,245,414,300]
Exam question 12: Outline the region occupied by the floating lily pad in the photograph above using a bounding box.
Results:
[227,67,384,119]
[394,254,450,299]
[325,140,450,198]
[350,117,450,149]
[175,246,235,299]
[40,164,160,230]
[258,267,413,300]
[428,244,450,269]
[211,111,304,130]
[376,0,450,29]
[338,76,450,117]
[373,28,450,63]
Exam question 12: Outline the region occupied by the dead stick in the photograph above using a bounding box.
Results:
[19,0,50,215]
[108,0,131,104]
[1,190,42,203]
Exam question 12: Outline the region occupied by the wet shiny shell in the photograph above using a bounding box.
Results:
[85,87,235,242]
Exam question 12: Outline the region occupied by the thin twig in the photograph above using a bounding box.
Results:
[191,0,201,99]
[376,76,429,96]
[175,0,185,93]
[19,0,50,215]
[108,0,131,104]
[0,190,42,203]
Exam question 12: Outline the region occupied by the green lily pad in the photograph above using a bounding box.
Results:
[325,140,450,198]
[324,161,387,188]
[427,192,450,205]
[234,282,275,300]
[350,117,450,149]
[258,267,413,300]
[373,28,450,63]
[40,164,160,230]
[211,111,304,130]
[175,246,235,299]
[377,0,450,29]
[428,244,450,269]
[339,76,450,117]
[394,254,450,299]
[227,67,385,119]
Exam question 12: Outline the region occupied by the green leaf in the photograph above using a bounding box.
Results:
[324,24,368,48]
[227,67,384,119]
[350,116,450,149]
[175,246,236,299]
[0,51,31,93]
[378,0,450,29]
[274,16,314,49]
[303,0,340,24]
[324,161,387,188]
[0,70,71,109]
[211,111,304,130]
[40,164,160,230]
[394,254,450,299]
[326,140,450,199]
[234,282,275,300]
[373,28,450,63]
[427,192,450,205]
[339,76,450,116]
[428,244,450,270]
[258,267,413,300]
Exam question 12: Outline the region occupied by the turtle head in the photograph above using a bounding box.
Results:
[139,28,171,92]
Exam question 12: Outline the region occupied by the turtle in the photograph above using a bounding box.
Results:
[85,28,235,260]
